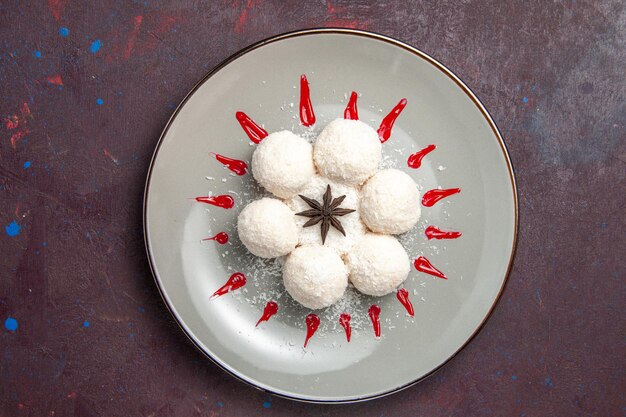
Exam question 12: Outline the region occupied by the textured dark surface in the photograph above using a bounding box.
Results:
[1,1,624,416]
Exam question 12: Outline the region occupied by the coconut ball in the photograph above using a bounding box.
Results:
[313,119,381,186]
[360,169,421,234]
[283,245,348,309]
[346,234,410,296]
[237,198,298,258]
[285,176,365,256]
[252,130,315,198]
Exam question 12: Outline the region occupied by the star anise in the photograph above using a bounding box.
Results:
[296,185,356,244]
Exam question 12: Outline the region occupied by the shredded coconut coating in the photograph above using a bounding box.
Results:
[313,119,381,186]
[283,245,348,309]
[252,130,315,198]
[237,198,298,258]
[360,169,421,234]
[346,234,410,296]
[284,176,365,256]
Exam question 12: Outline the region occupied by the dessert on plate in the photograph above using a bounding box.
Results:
[237,118,421,309]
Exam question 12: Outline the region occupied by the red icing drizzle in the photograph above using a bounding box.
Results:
[304,313,320,347]
[256,301,278,327]
[414,256,447,279]
[195,195,235,209]
[422,188,461,207]
[202,232,229,244]
[210,152,248,176]
[344,91,359,120]
[299,74,316,126]
[235,111,268,144]
[368,304,381,338]
[210,272,246,300]
[339,313,352,342]
[396,288,414,317]
[378,98,407,143]
[408,144,436,169]
[425,226,462,240]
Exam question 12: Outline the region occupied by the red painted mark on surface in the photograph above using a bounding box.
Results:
[143,15,181,50]
[378,99,407,143]
[124,15,143,59]
[45,74,64,86]
[234,0,261,33]
[105,14,184,62]
[304,314,320,347]
[339,313,351,342]
[103,148,120,166]
[5,102,31,130]
[368,304,381,338]
[324,1,363,28]
[4,115,19,131]
[255,301,278,327]
[202,232,229,245]
[425,225,462,240]
[396,288,414,317]
[299,74,316,127]
[67,392,77,399]
[4,103,31,149]
[48,0,66,21]
[10,129,29,149]
[194,195,235,209]
[235,111,268,144]
[422,188,461,207]
[210,272,246,300]
[414,256,447,279]
[210,152,248,176]
[344,91,359,120]
[408,144,436,169]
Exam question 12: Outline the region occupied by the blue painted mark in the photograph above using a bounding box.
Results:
[601,222,607,229]
[5,221,21,237]
[496,370,503,377]
[512,375,518,380]
[59,27,70,37]
[23,161,31,168]
[5,317,18,331]
[545,377,554,388]
[90,39,102,53]
[96,98,104,106]
[138,307,145,313]
[217,401,224,408]
[42,241,47,247]
[83,320,90,328]
[34,50,42,58]
[262,401,271,408]
[522,96,529,104]
[34,250,40,255]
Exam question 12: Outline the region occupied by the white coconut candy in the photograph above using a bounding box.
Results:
[360,169,421,234]
[346,234,410,296]
[285,176,365,256]
[283,245,348,309]
[313,119,381,186]
[252,130,315,198]
[237,198,298,258]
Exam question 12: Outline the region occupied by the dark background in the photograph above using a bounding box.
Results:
[1,1,624,416]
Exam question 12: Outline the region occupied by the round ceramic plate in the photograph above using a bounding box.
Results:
[144,29,517,403]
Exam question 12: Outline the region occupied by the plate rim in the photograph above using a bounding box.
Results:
[143,27,519,404]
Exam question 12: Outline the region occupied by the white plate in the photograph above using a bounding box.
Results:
[144,29,518,403]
